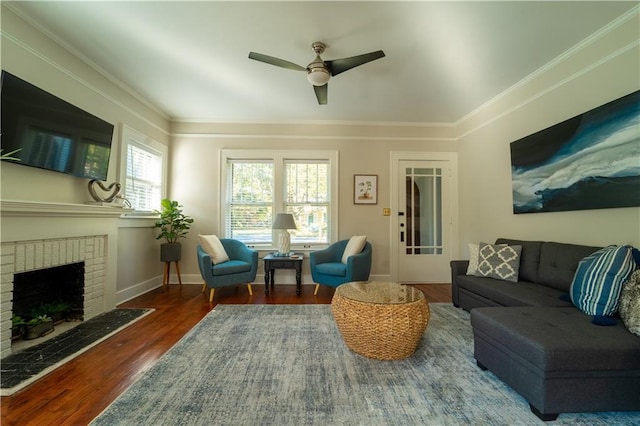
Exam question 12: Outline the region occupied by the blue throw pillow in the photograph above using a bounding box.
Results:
[570,245,638,321]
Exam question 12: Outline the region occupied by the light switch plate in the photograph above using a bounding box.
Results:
[383,208,391,216]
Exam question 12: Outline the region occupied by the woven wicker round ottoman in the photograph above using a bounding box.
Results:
[331,281,430,360]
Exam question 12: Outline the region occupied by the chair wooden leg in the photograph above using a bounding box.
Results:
[202,282,206,293]
[175,261,183,287]
[209,288,215,302]
[314,284,320,296]
[247,283,253,296]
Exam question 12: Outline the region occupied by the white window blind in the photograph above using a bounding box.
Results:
[285,160,329,244]
[222,150,338,249]
[119,126,166,213]
[226,160,274,244]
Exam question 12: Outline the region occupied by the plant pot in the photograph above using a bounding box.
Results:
[11,325,25,341]
[25,320,54,340]
[161,242,182,262]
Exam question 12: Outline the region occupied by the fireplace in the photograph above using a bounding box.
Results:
[12,262,85,322]
[1,234,109,358]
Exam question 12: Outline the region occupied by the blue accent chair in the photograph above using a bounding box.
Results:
[197,239,258,302]
[310,239,372,295]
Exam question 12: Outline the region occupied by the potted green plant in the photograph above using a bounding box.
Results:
[41,301,72,324]
[25,314,54,340]
[11,315,26,340]
[154,199,194,262]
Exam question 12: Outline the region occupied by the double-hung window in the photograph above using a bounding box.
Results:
[222,150,338,249]
[119,126,167,213]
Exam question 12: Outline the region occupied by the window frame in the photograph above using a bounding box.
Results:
[220,149,338,250]
[118,125,168,214]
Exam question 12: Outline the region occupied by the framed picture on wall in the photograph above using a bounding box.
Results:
[354,175,378,204]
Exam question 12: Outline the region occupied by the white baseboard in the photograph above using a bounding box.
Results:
[116,276,162,304]
[117,273,393,303]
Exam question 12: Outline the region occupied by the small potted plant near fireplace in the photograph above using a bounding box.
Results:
[154,199,194,262]
[11,315,26,340]
[25,314,54,340]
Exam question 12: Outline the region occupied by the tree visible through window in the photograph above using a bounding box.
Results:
[222,151,337,248]
[226,161,273,243]
[285,160,329,244]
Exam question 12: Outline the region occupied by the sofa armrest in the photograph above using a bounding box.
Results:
[450,260,470,308]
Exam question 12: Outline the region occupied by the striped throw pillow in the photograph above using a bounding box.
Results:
[570,245,638,318]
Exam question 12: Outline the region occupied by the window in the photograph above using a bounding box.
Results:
[285,160,329,244]
[119,126,167,212]
[222,150,338,248]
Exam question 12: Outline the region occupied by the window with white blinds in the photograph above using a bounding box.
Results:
[285,160,329,244]
[222,150,338,248]
[119,126,167,213]
[226,160,274,243]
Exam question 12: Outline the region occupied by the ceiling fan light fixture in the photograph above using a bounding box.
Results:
[306,67,330,86]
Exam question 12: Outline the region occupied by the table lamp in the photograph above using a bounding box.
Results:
[272,213,297,256]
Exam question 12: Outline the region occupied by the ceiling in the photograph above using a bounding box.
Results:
[6,1,637,124]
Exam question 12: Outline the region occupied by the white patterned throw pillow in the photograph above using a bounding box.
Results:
[466,243,480,275]
[466,242,507,275]
[474,243,522,282]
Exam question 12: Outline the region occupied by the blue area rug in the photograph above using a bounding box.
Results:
[91,304,639,425]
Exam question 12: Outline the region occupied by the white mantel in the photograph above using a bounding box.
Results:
[0,200,125,358]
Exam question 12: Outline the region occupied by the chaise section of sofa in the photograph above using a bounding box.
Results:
[472,306,640,420]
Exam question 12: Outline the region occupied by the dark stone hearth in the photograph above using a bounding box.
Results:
[1,308,150,390]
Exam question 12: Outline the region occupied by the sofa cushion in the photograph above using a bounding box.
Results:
[475,243,522,282]
[457,275,572,307]
[537,242,600,292]
[570,245,638,318]
[495,239,543,283]
[620,270,640,337]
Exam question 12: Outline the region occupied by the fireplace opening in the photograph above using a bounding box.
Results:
[12,262,85,323]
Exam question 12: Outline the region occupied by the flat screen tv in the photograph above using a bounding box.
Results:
[1,70,114,180]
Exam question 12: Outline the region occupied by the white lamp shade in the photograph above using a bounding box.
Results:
[273,213,296,255]
[272,213,297,230]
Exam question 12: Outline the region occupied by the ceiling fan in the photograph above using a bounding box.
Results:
[248,42,385,105]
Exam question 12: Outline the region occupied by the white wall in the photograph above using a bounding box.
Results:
[456,11,640,254]
[1,7,171,304]
[167,128,456,283]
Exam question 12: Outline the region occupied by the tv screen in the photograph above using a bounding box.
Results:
[1,70,114,180]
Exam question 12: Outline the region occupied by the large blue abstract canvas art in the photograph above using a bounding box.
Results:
[510,90,640,214]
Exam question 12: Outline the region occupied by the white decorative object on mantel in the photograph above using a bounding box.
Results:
[88,180,121,203]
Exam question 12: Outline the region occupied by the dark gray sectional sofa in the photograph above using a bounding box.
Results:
[450,238,640,421]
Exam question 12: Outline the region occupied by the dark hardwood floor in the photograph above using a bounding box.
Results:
[1,282,451,425]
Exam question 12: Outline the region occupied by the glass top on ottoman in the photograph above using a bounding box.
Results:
[335,281,425,305]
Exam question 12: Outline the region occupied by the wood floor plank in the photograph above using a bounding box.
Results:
[1,282,451,425]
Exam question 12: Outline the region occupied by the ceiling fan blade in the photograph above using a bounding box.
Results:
[314,84,328,105]
[248,52,306,72]
[326,50,385,76]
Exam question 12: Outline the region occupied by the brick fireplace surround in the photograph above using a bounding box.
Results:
[0,201,122,359]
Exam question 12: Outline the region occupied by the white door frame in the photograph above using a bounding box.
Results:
[389,151,459,283]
